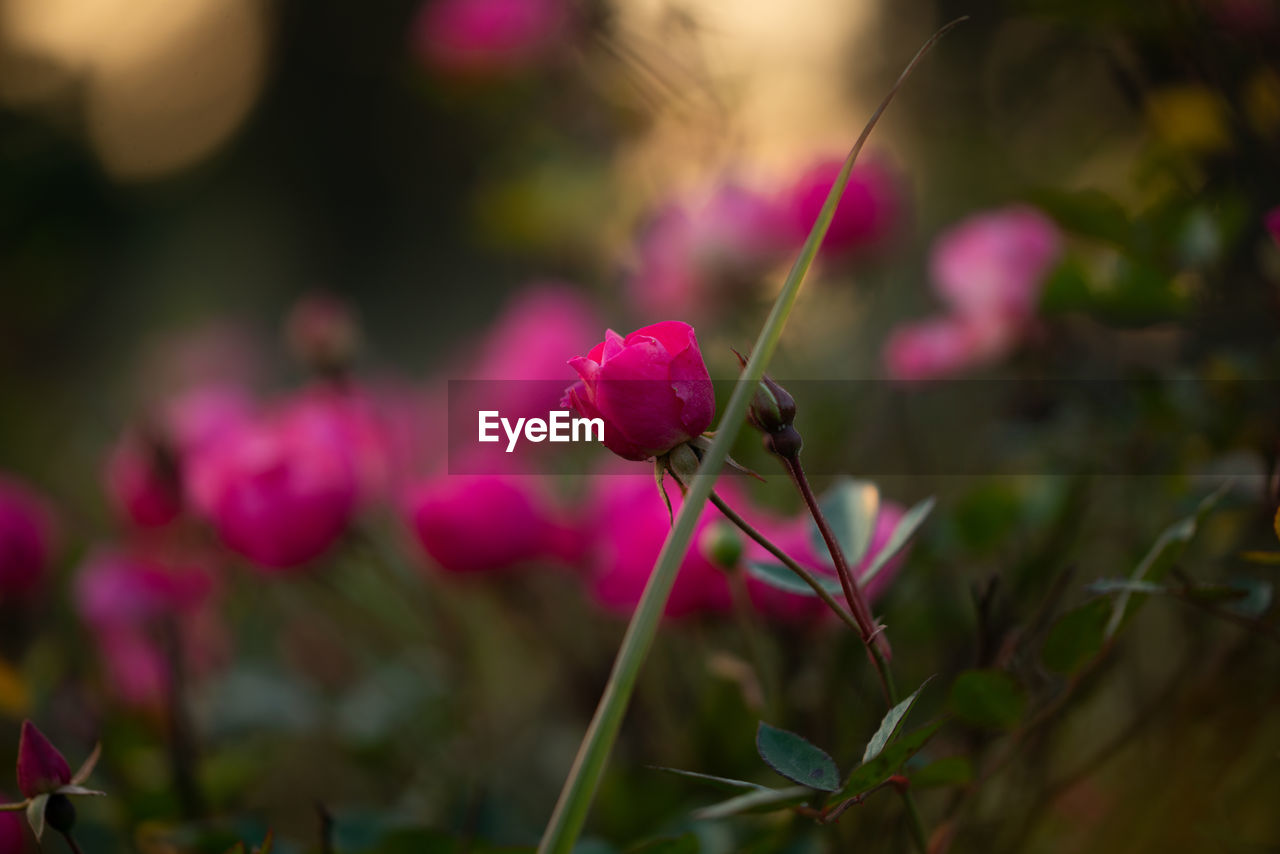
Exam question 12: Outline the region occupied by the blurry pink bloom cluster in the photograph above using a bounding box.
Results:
[627,157,906,319]
[1,282,917,717]
[411,0,571,78]
[884,205,1063,381]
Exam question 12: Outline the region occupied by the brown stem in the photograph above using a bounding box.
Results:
[782,456,886,658]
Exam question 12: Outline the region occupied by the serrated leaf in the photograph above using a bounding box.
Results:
[1042,599,1110,675]
[1106,483,1230,638]
[745,562,841,598]
[862,677,933,763]
[860,496,934,588]
[811,479,879,567]
[693,786,813,820]
[910,756,974,788]
[650,767,766,793]
[755,723,840,791]
[827,721,942,804]
[948,670,1025,730]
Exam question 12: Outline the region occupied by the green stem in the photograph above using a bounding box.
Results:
[536,21,964,854]
[706,491,860,632]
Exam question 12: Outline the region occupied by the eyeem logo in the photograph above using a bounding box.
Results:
[478,410,604,453]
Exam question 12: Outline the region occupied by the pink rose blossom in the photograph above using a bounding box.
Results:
[187,410,359,570]
[0,476,55,597]
[930,206,1062,324]
[1266,206,1280,245]
[74,550,225,708]
[15,721,71,800]
[587,476,732,618]
[629,185,790,317]
[0,795,22,854]
[404,474,580,573]
[563,321,715,461]
[787,156,904,257]
[105,431,183,528]
[412,0,569,77]
[883,316,1009,382]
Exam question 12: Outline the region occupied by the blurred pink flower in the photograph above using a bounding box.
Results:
[930,205,1062,324]
[1266,206,1280,245]
[587,475,732,618]
[74,550,225,709]
[187,409,359,570]
[105,432,183,528]
[279,384,399,504]
[883,316,1008,382]
[563,321,715,461]
[629,184,791,317]
[884,205,1061,381]
[745,502,908,621]
[404,474,580,573]
[786,156,904,257]
[0,796,22,854]
[412,0,569,77]
[284,293,361,374]
[0,476,56,598]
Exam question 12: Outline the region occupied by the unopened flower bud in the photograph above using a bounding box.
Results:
[748,374,797,435]
[665,442,702,482]
[699,520,743,570]
[763,425,803,460]
[285,293,361,377]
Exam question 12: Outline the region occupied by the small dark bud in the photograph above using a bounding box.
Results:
[285,292,361,377]
[748,374,798,434]
[763,425,803,459]
[732,348,798,435]
[700,521,744,570]
[45,794,76,834]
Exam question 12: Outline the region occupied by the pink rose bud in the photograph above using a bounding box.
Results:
[787,156,904,257]
[411,0,570,77]
[563,321,715,461]
[187,412,358,570]
[883,315,1009,382]
[588,475,731,618]
[404,474,580,573]
[930,205,1062,324]
[1267,206,1280,245]
[16,721,71,799]
[104,430,183,528]
[0,476,56,598]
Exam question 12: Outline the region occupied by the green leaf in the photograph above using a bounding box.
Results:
[1107,483,1231,638]
[862,677,933,763]
[947,670,1026,730]
[1220,578,1273,619]
[745,562,841,598]
[827,721,942,804]
[811,479,879,567]
[910,756,974,789]
[693,786,813,820]
[1042,599,1110,675]
[860,496,934,588]
[755,723,840,792]
[650,767,766,793]
[1028,187,1132,247]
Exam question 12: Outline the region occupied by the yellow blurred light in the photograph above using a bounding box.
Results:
[1145,86,1232,154]
[1245,69,1280,137]
[0,0,267,180]
[0,656,29,717]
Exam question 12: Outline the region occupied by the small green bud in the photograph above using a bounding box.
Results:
[748,374,797,434]
[665,442,702,482]
[700,521,744,570]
